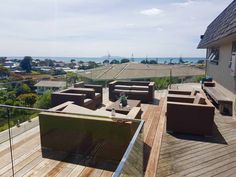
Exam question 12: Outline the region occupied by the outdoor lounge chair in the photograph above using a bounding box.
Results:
[74,81,103,107]
[39,102,140,164]
[109,80,155,103]
[51,87,101,110]
[166,93,215,135]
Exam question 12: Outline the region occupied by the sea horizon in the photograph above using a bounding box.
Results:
[5,56,205,64]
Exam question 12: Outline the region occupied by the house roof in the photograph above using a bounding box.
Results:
[198,0,236,48]
[34,80,66,88]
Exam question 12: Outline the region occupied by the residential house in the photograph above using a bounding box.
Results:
[34,80,66,94]
[198,0,236,115]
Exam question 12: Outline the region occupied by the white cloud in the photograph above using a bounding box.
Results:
[140,8,163,16]
[172,0,195,7]
[0,0,233,57]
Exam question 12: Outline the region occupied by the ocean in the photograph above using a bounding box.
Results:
[6,56,205,64]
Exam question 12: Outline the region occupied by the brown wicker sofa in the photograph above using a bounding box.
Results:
[74,81,103,107]
[51,87,101,110]
[39,102,140,164]
[109,81,155,103]
[166,93,215,136]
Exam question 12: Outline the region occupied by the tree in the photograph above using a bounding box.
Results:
[179,57,185,64]
[120,58,130,63]
[4,99,14,105]
[149,60,157,64]
[45,59,54,67]
[66,72,79,86]
[17,93,38,106]
[0,57,6,64]
[34,91,52,109]
[51,68,66,75]
[141,60,149,64]
[103,59,109,64]
[197,60,205,64]
[20,56,32,73]
[7,91,16,100]
[16,83,31,95]
[71,59,76,63]
[0,65,10,78]
[88,61,98,68]
[110,59,120,64]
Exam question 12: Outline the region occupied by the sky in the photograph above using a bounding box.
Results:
[0,0,233,58]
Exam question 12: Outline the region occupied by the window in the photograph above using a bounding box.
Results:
[207,47,219,65]
[232,41,236,53]
[229,42,236,68]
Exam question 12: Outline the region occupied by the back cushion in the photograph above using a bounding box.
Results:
[115,85,132,90]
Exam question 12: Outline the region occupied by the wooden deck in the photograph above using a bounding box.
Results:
[4,86,236,177]
[0,126,114,177]
[0,90,166,177]
[157,102,236,176]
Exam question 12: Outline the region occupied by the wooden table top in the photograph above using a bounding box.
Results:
[106,99,141,114]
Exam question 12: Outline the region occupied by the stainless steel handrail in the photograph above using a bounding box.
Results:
[0,104,142,123]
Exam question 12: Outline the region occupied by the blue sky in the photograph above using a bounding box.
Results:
[0,0,233,57]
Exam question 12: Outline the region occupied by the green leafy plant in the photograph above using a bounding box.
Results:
[120,95,128,106]
[34,90,51,109]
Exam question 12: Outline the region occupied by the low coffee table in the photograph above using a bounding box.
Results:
[106,99,141,115]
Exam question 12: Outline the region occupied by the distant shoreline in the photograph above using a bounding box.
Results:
[5,56,205,64]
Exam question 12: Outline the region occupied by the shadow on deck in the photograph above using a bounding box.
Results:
[167,122,227,145]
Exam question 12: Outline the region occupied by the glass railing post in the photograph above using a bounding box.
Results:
[7,107,15,177]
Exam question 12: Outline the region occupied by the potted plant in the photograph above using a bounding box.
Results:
[120,94,128,107]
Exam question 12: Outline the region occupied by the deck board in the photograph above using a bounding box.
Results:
[142,95,166,177]
[145,97,166,177]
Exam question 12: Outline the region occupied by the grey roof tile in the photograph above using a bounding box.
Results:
[198,0,236,48]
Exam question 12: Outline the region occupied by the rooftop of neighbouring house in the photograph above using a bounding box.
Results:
[78,62,204,81]
[34,80,66,88]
